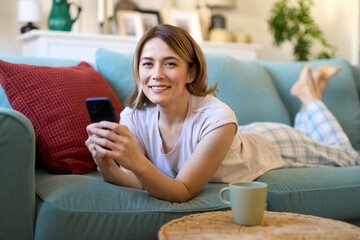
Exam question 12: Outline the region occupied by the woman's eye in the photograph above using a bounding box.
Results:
[142,62,153,67]
[165,62,176,67]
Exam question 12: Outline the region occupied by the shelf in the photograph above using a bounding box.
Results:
[18,30,262,62]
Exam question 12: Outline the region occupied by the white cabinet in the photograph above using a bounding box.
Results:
[18,30,262,62]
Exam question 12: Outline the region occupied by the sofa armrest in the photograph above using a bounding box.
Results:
[0,108,36,240]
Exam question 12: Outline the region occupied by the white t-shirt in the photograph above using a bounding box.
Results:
[120,94,286,183]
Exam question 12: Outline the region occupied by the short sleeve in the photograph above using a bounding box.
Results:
[188,95,238,141]
[120,107,138,138]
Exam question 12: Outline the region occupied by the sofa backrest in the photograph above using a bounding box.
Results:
[0,56,81,67]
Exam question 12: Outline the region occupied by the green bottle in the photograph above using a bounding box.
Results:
[48,0,82,31]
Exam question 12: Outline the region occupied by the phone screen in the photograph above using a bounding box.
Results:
[86,97,118,123]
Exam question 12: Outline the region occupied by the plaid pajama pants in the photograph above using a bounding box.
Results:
[238,101,360,168]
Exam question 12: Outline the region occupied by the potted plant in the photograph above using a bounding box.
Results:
[268,0,336,61]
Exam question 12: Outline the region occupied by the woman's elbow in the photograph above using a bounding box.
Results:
[169,188,196,203]
[167,194,193,203]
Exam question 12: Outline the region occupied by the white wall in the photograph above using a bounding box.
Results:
[312,0,359,64]
[0,0,22,56]
[0,0,359,63]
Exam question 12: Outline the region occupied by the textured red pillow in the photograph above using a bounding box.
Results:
[0,60,122,174]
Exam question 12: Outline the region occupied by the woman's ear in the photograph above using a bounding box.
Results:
[187,64,197,83]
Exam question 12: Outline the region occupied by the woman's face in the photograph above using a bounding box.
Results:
[138,38,195,108]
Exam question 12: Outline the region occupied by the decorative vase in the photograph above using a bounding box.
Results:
[48,0,81,31]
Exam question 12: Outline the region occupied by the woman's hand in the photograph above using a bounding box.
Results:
[85,121,144,189]
[85,122,118,172]
[86,121,145,172]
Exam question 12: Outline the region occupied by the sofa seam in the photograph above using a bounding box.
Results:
[35,195,230,215]
[268,184,360,194]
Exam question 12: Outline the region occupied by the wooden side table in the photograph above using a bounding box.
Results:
[158,211,360,240]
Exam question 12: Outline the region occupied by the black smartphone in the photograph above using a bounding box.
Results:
[86,97,118,123]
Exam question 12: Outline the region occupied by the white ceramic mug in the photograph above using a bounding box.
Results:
[219,181,268,226]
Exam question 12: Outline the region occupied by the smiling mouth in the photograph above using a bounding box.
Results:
[150,86,170,91]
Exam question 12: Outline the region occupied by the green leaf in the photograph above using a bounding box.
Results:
[267,0,336,61]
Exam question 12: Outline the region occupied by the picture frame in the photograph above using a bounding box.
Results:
[140,10,161,32]
[168,9,203,42]
[116,10,144,39]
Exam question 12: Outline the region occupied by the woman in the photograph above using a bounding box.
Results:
[85,24,359,203]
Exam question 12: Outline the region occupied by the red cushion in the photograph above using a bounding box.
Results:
[0,60,122,174]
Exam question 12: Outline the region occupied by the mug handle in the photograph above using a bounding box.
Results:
[219,187,231,205]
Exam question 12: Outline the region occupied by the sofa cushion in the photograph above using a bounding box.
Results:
[0,87,11,109]
[257,166,360,222]
[205,54,291,125]
[260,58,360,150]
[34,169,229,240]
[0,60,122,174]
[95,49,134,108]
[95,49,291,125]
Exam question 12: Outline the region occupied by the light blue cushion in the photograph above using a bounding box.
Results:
[35,169,229,240]
[206,54,291,125]
[95,48,134,108]
[0,87,11,109]
[260,58,360,150]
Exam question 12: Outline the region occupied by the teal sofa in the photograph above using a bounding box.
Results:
[1,49,360,240]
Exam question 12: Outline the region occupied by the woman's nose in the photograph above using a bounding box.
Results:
[152,65,164,80]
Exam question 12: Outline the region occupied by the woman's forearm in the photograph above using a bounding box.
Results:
[100,165,143,190]
[132,159,192,203]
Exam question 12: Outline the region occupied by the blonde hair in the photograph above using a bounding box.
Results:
[125,24,218,109]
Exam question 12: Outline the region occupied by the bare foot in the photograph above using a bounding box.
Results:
[290,65,342,110]
[312,65,342,97]
[290,66,317,109]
